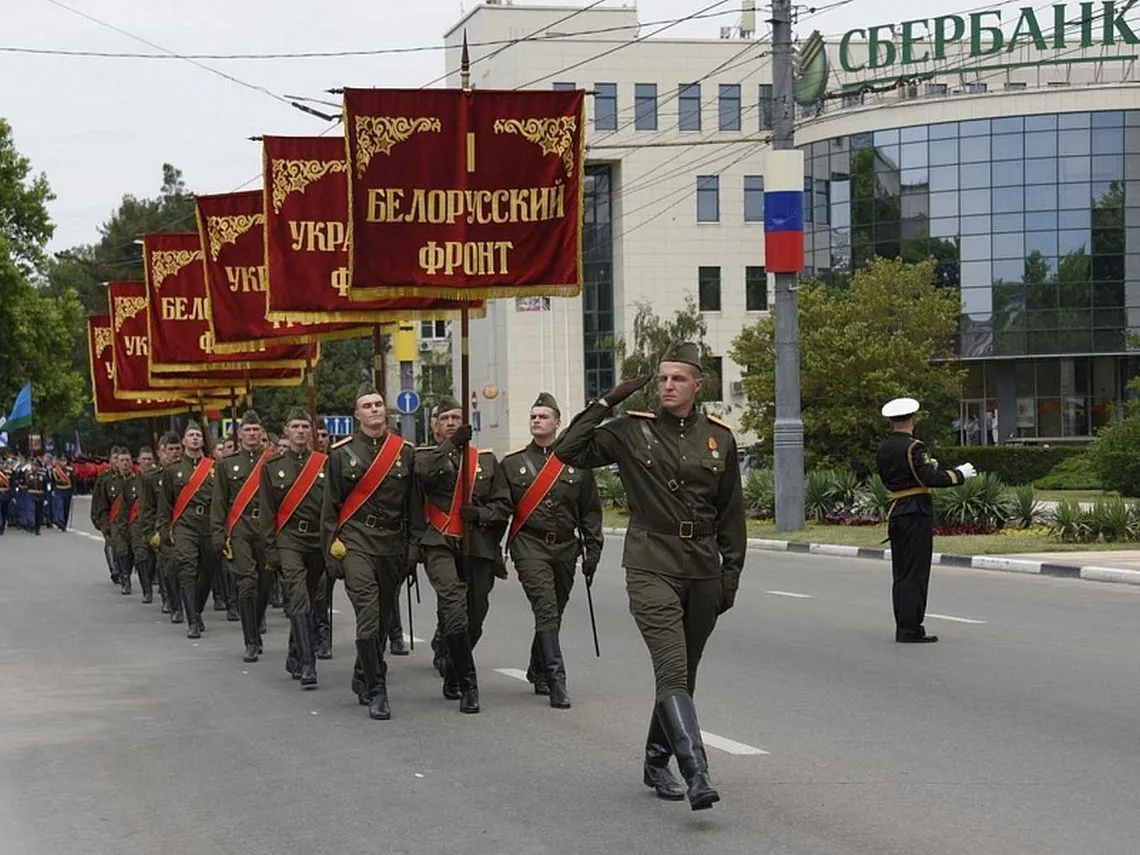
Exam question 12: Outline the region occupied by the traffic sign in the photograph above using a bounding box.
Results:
[322,415,354,436]
[395,389,421,415]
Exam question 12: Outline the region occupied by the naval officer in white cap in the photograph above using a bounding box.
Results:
[876,398,976,643]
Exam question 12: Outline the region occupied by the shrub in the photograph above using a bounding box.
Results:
[1010,484,1044,529]
[935,445,1083,485]
[932,473,1015,528]
[743,469,775,518]
[1085,416,1140,497]
[1048,498,1097,543]
[804,470,840,522]
[857,473,893,520]
[1033,452,1102,490]
[1090,497,1136,543]
[595,467,626,509]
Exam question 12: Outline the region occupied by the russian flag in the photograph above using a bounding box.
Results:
[763,150,805,274]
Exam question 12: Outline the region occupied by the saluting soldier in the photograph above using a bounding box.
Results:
[49,455,74,531]
[261,408,329,689]
[412,396,512,714]
[877,397,977,643]
[502,392,603,709]
[110,449,140,596]
[211,411,274,663]
[91,449,123,582]
[321,385,415,720]
[156,422,216,639]
[555,342,746,812]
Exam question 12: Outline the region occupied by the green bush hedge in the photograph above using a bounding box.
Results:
[935,445,1083,485]
[1086,417,1140,497]
[1033,453,1102,490]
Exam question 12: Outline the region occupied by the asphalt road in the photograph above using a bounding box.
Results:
[2,502,1138,855]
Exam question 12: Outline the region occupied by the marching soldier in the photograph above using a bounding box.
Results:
[261,408,328,689]
[50,455,74,531]
[321,386,415,720]
[91,449,123,581]
[157,422,216,639]
[412,396,512,714]
[877,397,977,643]
[211,411,274,662]
[142,435,176,613]
[130,446,158,604]
[0,460,10,535]
[111,449,140,596]
[23,457,49,536]
[314,418,330,452]
[151,433,185,622]
[555,342,746,811]
[502,392,603,709]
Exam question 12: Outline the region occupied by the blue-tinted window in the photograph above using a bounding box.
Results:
[744,175,764,222]
[552,82,576,91]
[594,83,617,130]
[1060,156,1091,182]
[1025,115,1058,131]
[960,163,989,189]
[758,85,773,130]
[718,84,742,131]
[961,136,992,162]
[901,141,928,167]
[1025,157,1058,183]
[1026,185,1057,211]
[960,119,990,137]
[1025,132,1057,158]
[635,83,658,130]
[1092,155,1124,181]
[1059,112,1090,129]
[679,84,701,131]
[993,160,1025,186]
[1059,129,1090,155]
[929,122,959,139]
[929,165,958,192]
[696,175,719,222]
[931,138,959,163]
[993,134,1024,160]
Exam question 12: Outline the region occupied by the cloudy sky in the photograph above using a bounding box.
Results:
[2,0,881,253]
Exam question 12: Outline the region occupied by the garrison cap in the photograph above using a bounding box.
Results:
[283,407,311,425]
[138,446,154,456]
[532,392,560,417]
[315,417,328,431]
[183,421,203,435]
[240,410,261,428]
[433,395,462,417]
[160,431,180,446]
[267,432,281,444]
[881,397,921,420]
[661,341,703,373]
[355,383,383,404]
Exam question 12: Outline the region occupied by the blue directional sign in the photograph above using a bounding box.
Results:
[395,389,421,415]
[322,415,354,436]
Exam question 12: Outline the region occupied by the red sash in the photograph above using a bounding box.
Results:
[275,451,327,534]
[128,499,140,523]
[224,450,272,539]
[53,467,72,490]
[172,458,214,526]
[507,453,566,545]
[109,495,122,523]
[425,445,479,538]
[336,433,404,529]
[0,472,9,491]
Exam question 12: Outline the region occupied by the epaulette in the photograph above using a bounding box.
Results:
[222,449,241,459]
[503,445,528,457]
[706,415,734,431]
[265,452,285,463]
[415,444,437,452]
[331,436,353,449]
[403,439,414,446]
[478,448,495,455]
[627,411,656,419]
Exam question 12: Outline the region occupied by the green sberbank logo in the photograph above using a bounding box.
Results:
[793,30,829,106]
[837,1,1139,72]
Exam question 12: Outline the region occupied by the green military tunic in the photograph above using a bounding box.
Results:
[110,472,140,565]
[261,446,330,619]
[210,446,271,605]
[156,454,216,609]
[555,403,747,701]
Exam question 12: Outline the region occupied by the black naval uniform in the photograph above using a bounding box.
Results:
[0,467,10,535]
[50,463,74,530]
[876,432,965,641]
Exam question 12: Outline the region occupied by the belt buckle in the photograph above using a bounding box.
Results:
[364,514,377,528]
[194,505,205,516]
[544,531,558,545]
[678,520,694,539]
[250,508,260,520]
[297,520,310,534]
[667,478,680,492]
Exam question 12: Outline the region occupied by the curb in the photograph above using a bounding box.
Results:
[600,526,1140,587]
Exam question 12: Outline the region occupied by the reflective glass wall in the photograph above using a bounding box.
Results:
[583,164,615,403]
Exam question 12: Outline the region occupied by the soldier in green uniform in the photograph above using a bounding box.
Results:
[156,422,216,639]
[877,397,977,643]
[412,396,512,714]
[211,411,273,663]
[129,446,158,603]
[261,407,328,689]
[321,386,415,720]
[143,434,179,614]
[91,448,124,584]
[110,448,141,596]
[502,392,603,709]
[555,342,746,811]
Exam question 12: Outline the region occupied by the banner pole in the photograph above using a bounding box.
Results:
[305,352,318,427]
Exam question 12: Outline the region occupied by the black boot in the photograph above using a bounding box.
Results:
[285,626,302,679]
[291,613,318,689]
[269,575,284,608]
[643,709,686,801]
[355,638,390,720]
[238,598,260,662]
[316,612,332,660]
[527,634,549,695]
[655,695,720,811]
[431,629,448,679]
[139,563,153,604]
[118,558,132,595]
[537,629,571,709]
[446,634,480,714]
[182,586,200,639]
[169,576,184,623]
[226,601,239,622]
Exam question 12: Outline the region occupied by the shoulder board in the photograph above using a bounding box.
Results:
[266,452,285,463]
[706,415,734,431]
[402,439,414,446]
[416,444,437,451]
[331,436,353,449]
[503,445,528,457]
[478,448,495,455]
[627,411,656,419]
[223,450,242,459]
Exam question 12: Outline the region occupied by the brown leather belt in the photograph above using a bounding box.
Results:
[889,486,931,500]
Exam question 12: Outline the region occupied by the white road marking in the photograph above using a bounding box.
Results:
[926,613,986,625]
[403,634,427,645]
[766,590,812,599]
[701,731,770,756]
[495,667,530,682]
[68,530,104,542]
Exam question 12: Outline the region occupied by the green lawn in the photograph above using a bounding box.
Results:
[600,509,1140,555]
[1032,489,1136,504]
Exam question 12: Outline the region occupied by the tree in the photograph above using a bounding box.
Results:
[605,294,721,414]
[731,257,964,474]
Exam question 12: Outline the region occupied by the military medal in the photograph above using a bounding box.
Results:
[708,436,719,459]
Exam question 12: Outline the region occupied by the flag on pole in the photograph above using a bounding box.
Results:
[5,382,31,431]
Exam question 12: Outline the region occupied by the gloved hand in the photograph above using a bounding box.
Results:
[459,505,480,524]
[600,375,653,407]
[718,583,737,615]
[451,424,473,446]
[582,558,598,587]
[956,462,977,480]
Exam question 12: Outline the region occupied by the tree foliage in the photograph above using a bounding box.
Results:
[731,257,964,474]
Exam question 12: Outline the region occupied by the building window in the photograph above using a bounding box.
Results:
[552,82,575,91]
[582,165,615,402]
[745,266,768,311]
[758,84,773,130]
[803,177,813,224]
[594,82,617,130]
[420,320,448,340]
[925,83,948,97]
[679,83,701,131]
[708,356,724,401]
[635,83,657,130]
[841,89,862,109]
[718,83,741,131]
[744,175,764,222]
[698,266,722,311]
[696,176,719,222]
[964,82,988,93]
[1004,81,1027,90]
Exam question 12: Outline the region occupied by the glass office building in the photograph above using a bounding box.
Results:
[802,110,1140,443]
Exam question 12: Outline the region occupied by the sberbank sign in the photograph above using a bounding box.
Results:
[838,1,1139,72]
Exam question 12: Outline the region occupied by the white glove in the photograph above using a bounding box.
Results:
[955,462,977,480]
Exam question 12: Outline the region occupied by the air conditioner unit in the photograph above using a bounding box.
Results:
[730,380,745,397]
[419,341,432,352]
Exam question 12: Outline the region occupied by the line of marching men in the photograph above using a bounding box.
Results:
[89,385,604,722]
[0,454,75,535]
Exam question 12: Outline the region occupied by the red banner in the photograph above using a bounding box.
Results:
[262,135,485,323]
[343,88,584,301]
[87,315,211,423]
[195,190,361,354]
[143,232,316,373]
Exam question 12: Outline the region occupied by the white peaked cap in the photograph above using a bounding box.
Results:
[881,397,920,419]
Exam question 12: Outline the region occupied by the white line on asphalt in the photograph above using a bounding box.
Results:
[403,634,427,645]
[766,590,812,599]
[926,613,986,625]
[700,731,770,756]
[69,530,104,542]
[495,667,530,682]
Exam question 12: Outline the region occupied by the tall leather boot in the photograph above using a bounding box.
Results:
[105,543,119,584]
[446,634,480,714]
[387,602,409,656]
[316,610,333,660]
[139,562,154,604]
[643,709,685,801]
[269,574,284,608]
[355,638,390,720]
[655,694,720,811]
[526,633,549,695]
[224,571,239,622]
[181,585,200,639]
[285,625,302,680]
[431,627,448,679]
[239,598,260,662]
[291,613,317,688]
[169,574,184,624]
[441,651,461,701]
[118,556,132,595]
[536,629,571,709]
